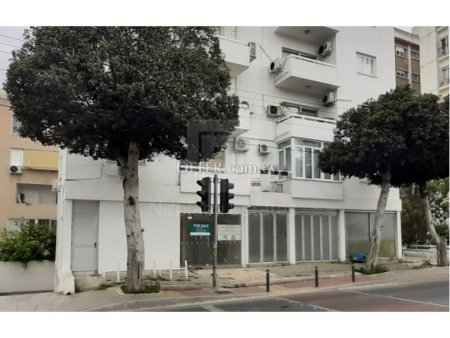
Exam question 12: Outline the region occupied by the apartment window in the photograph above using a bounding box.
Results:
[412,73,420,82]
[11,115,22,134]
[8,218,56,231]
[280,103,318,117]
[396,69,408,79]
[16,184,57,205]
[356,52,376,76]
[395,46,406,57]
[410,50,420,60]
[278,138,340,181]
[441,66,449,86]
[10,148,23,166]
[282,47,316,60]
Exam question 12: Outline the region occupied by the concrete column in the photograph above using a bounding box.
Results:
[396,211,403,259]
[287,207,296,264]
[241,206,248,267]
[338,209,346,261]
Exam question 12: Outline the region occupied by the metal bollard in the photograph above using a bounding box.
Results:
[266,269,270,292]
[351,264,355,283]
[314,266,319,287]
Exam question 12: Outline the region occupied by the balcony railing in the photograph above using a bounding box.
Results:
[438,46,449,57]
[277,113,336,126]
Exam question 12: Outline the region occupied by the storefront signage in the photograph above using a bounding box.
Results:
[189,223,211,236]
[218,224,241,241]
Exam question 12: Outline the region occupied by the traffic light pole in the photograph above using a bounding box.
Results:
[212,173,218,288]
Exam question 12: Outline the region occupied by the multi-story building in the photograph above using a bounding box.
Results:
[0,90,58,230]
[412,26,449,97]
[394,28,421,93]
[54,27,402,294]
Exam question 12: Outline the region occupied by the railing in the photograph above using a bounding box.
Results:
[286,54,337,69]
[440,78,449,87]
[277,113,336,125]
[438,46,449,57]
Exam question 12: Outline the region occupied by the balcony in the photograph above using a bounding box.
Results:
[275,114,336,142]
[218,36,251,78]
[23,150,58,171]
[438,46,449,58]
[230,105,251,137]
[280,179,343,200]
[274,55,339,94]
[275,26,338,43]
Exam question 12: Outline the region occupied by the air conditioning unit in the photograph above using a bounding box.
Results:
[249,41,257,61]
[259,144,270,155]
[269,58,285,73]
[318,41,332,57]
[322,92,336,106]
[9,165,22,174]
[234,138,249,152]
[267,105,283,118]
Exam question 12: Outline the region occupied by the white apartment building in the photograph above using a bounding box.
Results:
[55,27,402,294]
[412,26,449,97]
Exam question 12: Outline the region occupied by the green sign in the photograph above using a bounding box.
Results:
[189,223,211,236]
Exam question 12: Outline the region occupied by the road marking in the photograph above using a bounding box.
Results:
[341,290,449,309]
[276,296,337,312]
[201,305,225,312]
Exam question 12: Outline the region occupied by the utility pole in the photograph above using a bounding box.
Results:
[212,173,218,288]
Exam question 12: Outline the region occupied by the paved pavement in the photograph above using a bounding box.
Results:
[0,261,448,311]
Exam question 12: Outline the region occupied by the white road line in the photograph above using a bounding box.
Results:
[276,296,337,312]
[202,304,225,312]
[341,290,449,308]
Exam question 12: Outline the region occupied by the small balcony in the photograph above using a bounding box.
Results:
[280,178,343,200]
[437,46,449,58]
[218,36,251,78]
[275,114,336,143]
[274,55,339,94]
[230,105,251,137]
[275,26,338,43]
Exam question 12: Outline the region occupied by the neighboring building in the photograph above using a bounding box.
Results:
[0,90,59,230]
[55,27,402,294]
[394,28,421,93]
[412,26,449,97]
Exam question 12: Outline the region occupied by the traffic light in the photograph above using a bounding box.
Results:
[196,177,211,213]
[220,179,234,213]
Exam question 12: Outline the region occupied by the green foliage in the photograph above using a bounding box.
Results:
[121,281,160,294]
[96,282,114,290]
[400,184,428,244]
[5,27,239,162]
[0,222,56,267]
[357,264,389,275]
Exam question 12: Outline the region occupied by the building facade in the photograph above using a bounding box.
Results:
[0,90,58,230]
[394,28,421,93]
[412,26,449,97]
[55,27,402,294]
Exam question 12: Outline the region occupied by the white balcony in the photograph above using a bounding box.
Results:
[275,114,336,142]
[275,26,338,43]
[280,179,343,200]
[230,105,251,137]
[218,36,251,78]
[274,55,339,94]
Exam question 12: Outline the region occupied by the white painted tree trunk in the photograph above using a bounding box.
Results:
[420,182,448,267]
[120,141,145,290]
[366,169,391,270]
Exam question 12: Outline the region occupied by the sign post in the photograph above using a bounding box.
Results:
[212,173,218,288]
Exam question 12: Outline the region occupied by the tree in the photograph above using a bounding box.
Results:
[400,184,428,245]
[4,27,239,290]
[391,95,449,266]
[319,86,417,270]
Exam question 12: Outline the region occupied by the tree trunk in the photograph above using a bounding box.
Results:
[420,182,448,267]
[120,141,145,291]
[366,169,391,270]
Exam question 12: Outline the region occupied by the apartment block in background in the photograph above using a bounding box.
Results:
[412,26,449,97]
[0,90,58,230]
[394,28,421,93]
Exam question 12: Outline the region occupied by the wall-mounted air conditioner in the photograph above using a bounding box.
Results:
[322,92,336,107]
[259,144,270,155]
[269,58,285,73]
[318,41,332,57]
[267,105,283,118]
[9,165,22,174]
[234,138,249,152]
[249,42,256,62]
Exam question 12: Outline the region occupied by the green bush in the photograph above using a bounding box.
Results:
[121,281,161,294]
[357,264,389,275]
[0,222,56,267]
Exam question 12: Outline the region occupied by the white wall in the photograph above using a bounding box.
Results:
[0,261,54,293]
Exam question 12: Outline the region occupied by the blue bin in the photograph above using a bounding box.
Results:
[351,252,367,263]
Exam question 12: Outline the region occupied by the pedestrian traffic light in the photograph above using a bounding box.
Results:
[196,177,211,213]
[220,179,234,213]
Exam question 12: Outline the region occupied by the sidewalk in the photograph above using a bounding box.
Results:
[0,261,448,311]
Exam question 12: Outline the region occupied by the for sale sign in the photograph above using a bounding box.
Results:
[189,223,211,236]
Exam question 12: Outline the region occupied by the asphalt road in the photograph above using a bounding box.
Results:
[158,280,449,312]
